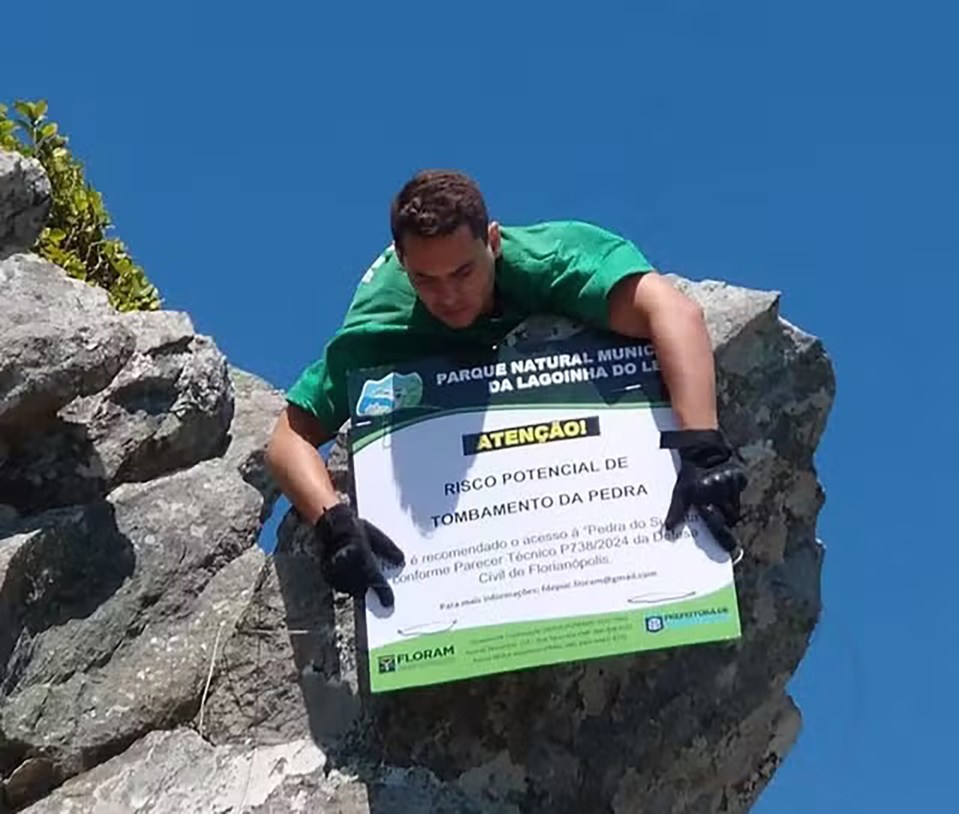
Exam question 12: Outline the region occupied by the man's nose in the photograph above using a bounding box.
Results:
[437,281,458,307]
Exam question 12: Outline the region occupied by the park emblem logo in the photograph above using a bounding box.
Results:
[355,371,423,418]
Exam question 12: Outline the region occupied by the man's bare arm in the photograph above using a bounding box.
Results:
[607,271,718,430]
[264,404,341,525]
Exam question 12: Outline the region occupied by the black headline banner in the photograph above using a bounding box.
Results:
[462,416,601,455]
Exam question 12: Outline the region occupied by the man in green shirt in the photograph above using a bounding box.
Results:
[266,170,747,607]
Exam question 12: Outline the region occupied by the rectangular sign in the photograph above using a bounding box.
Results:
[346,329,741,692]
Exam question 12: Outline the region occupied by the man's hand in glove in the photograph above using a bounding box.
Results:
[660,429,748,564]
[315,503,405,607]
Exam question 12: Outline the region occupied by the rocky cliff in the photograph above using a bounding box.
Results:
[0,150,835,813]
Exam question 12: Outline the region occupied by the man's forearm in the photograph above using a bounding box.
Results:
[609,272,719,430]
[645,298,718,430]
[265,408,342,525]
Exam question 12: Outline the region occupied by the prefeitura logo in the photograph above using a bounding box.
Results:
[376,644,455,673]
[645,607,731,634]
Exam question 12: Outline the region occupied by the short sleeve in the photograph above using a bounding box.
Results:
[540,221,655,328]
[286,353,343,432]
[286,326,418,434]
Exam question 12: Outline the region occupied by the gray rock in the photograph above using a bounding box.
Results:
[0,507,19,529]
[223,366,287,512]
[0,269,835,814]
[194,507,362,753]
[0,254,135,431]
[0,241,302,809]
[0,151,50,260]
[241,279,834,814]
[20,726,498,814]
[63,310,235,486]
[19,728,329,814]
[251,762,513,814]
[366,766,516,814]
[121,309,195,354]
[0,460,266,809]
[0,309,234,515]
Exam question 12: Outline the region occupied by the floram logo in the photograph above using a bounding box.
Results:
[462,416,600,455]
[377,644,455,673]
[377,655,396,673]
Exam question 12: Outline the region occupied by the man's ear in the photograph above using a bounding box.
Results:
[488,221,502,256]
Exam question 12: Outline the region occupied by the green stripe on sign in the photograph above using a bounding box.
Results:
[368,583,740,692]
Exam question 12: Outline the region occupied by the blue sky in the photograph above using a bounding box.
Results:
[5,1,956,810]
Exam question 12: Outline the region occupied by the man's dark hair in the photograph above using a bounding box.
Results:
[390,170,489,255]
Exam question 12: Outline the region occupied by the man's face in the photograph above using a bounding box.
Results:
[399,223,500,328]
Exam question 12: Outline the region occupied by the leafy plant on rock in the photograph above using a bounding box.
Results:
[1,99,160,311]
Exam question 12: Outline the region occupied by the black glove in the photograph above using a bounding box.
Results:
[660,429,747,563]
[315,503,405,606]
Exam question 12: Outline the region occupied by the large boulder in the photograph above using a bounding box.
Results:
[222,366,288,514]
[2,278,833,813]
[184,280,834,814]
[0,152,50,260]
[0,253,136,432]
[0,306,235,515]
[261,280,833,814]
[0,224,288,809]
[20,728,502,814]
[0,461,267,809]
[0,150,835,814]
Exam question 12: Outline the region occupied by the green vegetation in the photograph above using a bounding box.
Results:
[1,99,160,311]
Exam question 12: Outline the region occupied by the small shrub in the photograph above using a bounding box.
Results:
[1,99,160,311]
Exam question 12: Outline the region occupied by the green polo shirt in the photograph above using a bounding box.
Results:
[287,220,654,433]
